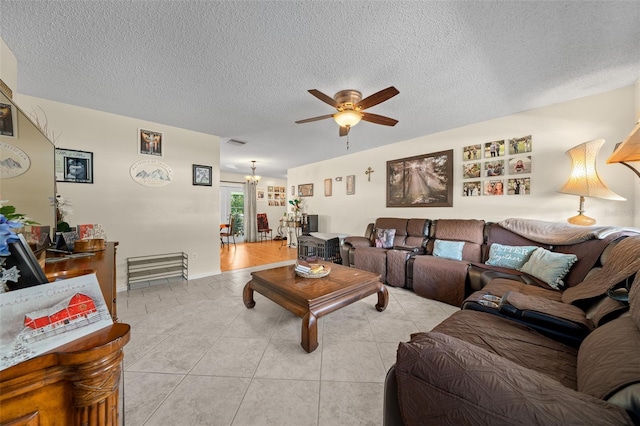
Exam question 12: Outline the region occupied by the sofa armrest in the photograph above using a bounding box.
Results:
[343,236,374,248]
[395,332,633,425]
[383,365,403,426]
[392,245,425,254]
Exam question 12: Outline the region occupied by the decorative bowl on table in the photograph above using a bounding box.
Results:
[294,261,330,278]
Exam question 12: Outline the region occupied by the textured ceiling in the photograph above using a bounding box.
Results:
[1,1,639,178]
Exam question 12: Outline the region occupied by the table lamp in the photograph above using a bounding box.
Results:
[558,139,625,226]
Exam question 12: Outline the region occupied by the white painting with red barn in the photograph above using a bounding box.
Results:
[0,273,112,371]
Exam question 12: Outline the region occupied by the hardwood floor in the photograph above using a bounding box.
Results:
[220,239,299,271]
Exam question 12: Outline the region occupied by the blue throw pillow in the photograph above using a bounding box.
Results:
[518,247,578,290]
[375,228,396,249]
[433,239,465,261]
[485,243,538,269]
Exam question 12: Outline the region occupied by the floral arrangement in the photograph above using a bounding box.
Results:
[50,194,73,232]
[289,197,302,213]
[0,202,38,226]
[0,214,22,256]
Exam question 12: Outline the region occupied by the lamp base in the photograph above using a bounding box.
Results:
[567,213,596,226]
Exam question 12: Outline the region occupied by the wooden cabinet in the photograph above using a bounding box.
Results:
[0,323,130,426]
[45,242,119,320]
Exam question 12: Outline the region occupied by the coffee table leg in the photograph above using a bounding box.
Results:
[243,281,256,309]
[375,284,389,312]
[301,311,318,353]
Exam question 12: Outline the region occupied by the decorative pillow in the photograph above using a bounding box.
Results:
[433,239,465,261]
[518,247,578,290]
[485,243,538,269]
[375,228,396,248]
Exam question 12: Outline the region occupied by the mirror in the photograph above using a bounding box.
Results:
[0,91,55,231]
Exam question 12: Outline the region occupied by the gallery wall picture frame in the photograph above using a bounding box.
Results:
[484,140,505,158]
[139,128,163,156]
[0,101,17,137]
[298,183,314,197]
[346,175,355,195]
[324,178,332,196]
[55,148,94,184]
[508,134,533,155]
[508,156,532,174]
[508,177,531,195]
[462,144,481,161]
[192,164,212,186]
[387,149,453,207]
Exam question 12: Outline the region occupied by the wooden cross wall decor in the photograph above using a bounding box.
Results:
[365,167,374,181]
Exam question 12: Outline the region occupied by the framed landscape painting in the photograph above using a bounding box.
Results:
[387,149,453,207]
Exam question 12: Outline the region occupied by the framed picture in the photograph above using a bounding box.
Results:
[462,162,481,179]
[139,129,163,156]
[192,164,212,186]
[484,159,505,177]
[387,149,453,207]
[462,144,481,161]
[484,140,505,158]
[463,181,481,197]
[346,175,356,195]
[1,234,49,291]
[324,178,332,196]
[484,179,505,196]
[257,187,266,201]
[508,177,531,195]
[0,101,17,137]
[298,183,314,197]
[508,135,532,154]
[508,156,532,174]
[55,148,94,183]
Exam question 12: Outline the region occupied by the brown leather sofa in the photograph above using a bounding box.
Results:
[381,233,640,425]
[342,217,632,307]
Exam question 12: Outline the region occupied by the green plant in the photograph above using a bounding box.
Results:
[0,205,38,226]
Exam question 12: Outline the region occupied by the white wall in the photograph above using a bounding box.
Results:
[220,171,288,237]
[288,86,638,236]
[15,95,221,291]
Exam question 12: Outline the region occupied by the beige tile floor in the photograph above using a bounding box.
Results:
[117,261,458,426]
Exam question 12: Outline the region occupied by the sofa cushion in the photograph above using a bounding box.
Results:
[396,331,632,425]
[577,316,640,418]
[518,247,577,290]
[353,246,388,283]
[433,309,578,388]
[477,278,562,301]
[375,228,396,248]
[485,243,538,269]
[432,239,464,260]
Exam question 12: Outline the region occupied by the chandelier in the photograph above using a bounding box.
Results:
[245,160,261,184]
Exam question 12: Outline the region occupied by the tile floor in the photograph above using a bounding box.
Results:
[117,261,458,426]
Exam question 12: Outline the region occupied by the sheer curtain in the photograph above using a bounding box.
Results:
[244,182,258,242]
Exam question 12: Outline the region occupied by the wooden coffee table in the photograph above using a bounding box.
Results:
[243,262,388,352]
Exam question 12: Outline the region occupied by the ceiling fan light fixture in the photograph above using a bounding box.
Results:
[334,110,362,128]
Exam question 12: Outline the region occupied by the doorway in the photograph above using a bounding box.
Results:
[221,184,245,242]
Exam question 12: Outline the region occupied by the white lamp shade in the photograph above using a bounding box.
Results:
[333,110,362,127]
[558,139,625,200]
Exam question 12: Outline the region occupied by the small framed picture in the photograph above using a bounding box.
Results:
[462,162,481,179]
[346,175,356,195]
[192,164,212,186]
[484,140,505,158]
[508,135,532,155]
[0,102,17,137]
[484,160,505,177]
[484,179,505,196]
[139,129,163,156]
[508,156,532,174]
[462,144,481,161]
[298,183,314,197]
[324,178,332,196]
[463,181,481,197]
[508,177,531,195]
[55,148,94,183]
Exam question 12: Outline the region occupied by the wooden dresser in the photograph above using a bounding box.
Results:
[0,242,129,426]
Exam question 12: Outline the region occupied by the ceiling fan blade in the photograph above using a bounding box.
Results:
[355,86,399,110]
[361,112,398,126]
[339,126,349,137]
[295,114,334,124]
[308,89,339,108]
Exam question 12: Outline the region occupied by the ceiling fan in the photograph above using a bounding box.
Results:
[295,86,399,138]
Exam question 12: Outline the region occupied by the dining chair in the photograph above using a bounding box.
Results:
[220,215,236,249]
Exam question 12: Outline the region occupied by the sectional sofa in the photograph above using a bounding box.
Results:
[339,217,640,424]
